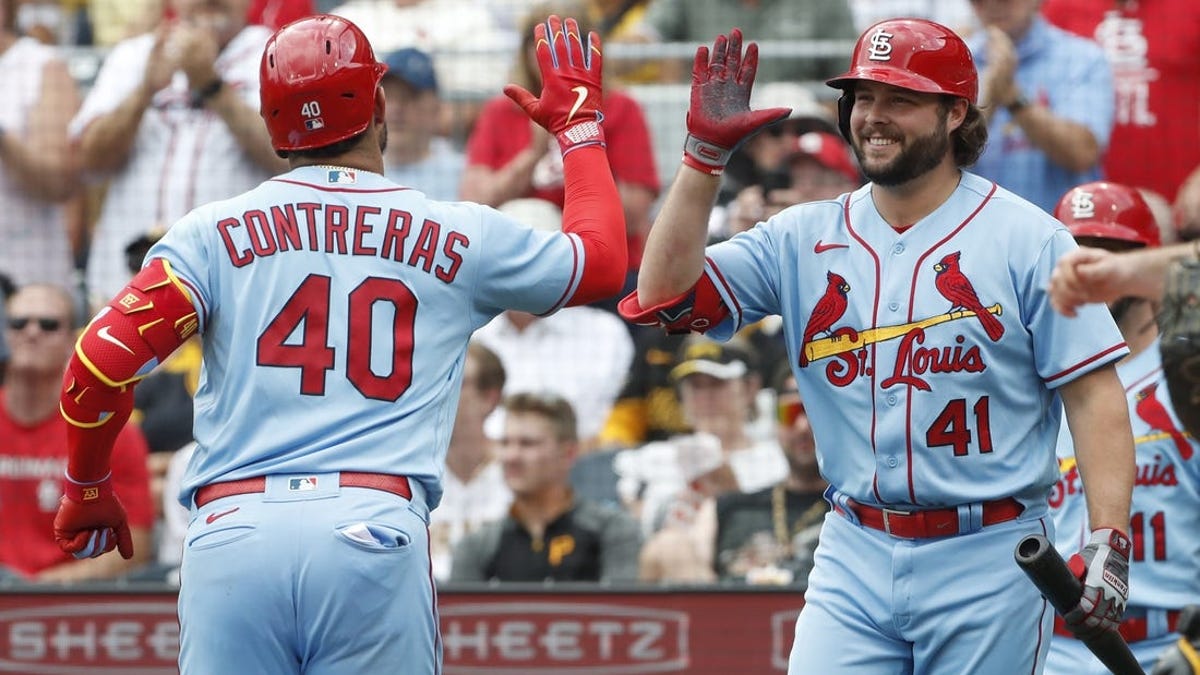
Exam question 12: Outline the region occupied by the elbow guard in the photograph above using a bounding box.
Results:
[61,258,200,429]
[617,273,729,334]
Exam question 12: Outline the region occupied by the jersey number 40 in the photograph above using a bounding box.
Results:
[256,273,416,402]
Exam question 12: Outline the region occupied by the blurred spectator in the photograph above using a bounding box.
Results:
[966,0,1113,213]
[1042,0,1200,236]
[88,0,162,47]
[631,0,858,83]
[586,0,662,85]
[380,47,464,201]
[460,1,659,274]
[473,198,634,448]
[717,83,838,208]
[614,336,788,539]
[450,392,641,582]
[0,0,81,289]
[723,130,861,239]
[597,329,690,448]
[245,0,313,29]
[0,283,153,582]
[714,364,827,585]
[429,341,513,581]
[331,0,515,123]
[847,0,977,34]
[70,0,284,302]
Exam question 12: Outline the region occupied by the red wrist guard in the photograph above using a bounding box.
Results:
[557,120,606,156]
[63,472,114,504]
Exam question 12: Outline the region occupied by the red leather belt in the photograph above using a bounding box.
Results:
[1054,610,1181,643]
[195,472,412,508]
[845,497,1024,539]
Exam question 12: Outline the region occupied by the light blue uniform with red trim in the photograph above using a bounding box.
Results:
[697,171,1126,674]
[1046,340,1200,674]
[145,165,589,674]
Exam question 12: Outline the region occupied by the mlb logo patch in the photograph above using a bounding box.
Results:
[328,169,356,184]
[288,476,319,491]
[304,118,324,130]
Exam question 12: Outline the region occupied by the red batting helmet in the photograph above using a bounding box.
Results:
[826,18,978,102]
[260,14,387,153]
[1054,181,1160,248]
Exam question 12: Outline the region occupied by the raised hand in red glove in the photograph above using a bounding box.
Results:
[1065,527,1131,637]
[53,473,134,560]
[505,15,605,156]
[683,28,792,176]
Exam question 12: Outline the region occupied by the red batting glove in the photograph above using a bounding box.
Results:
[1065,527,1131,637]
[505,15,605,156]
[53,472,134,560]
[683,28,792,176]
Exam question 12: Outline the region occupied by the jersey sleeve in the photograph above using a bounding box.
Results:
[469,204,588,317]
[1024,228,1128,387]
[698,225,784,341]
[142,209,216,331]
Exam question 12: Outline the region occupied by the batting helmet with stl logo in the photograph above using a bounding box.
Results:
[826,18,978,102]
[259,14,388,153]
[1054,181,1160,249]
[825,19,977,145]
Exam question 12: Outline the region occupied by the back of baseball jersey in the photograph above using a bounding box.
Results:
[147,166,587,508]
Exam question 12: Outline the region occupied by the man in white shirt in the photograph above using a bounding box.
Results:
[473,198,635,447]
[69,0,286,302]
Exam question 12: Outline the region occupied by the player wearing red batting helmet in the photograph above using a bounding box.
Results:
[1054,181,1161,251]
[259,14,388,155]
[825,18,987,171]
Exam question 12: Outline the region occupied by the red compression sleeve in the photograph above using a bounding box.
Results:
[561,144,628,305]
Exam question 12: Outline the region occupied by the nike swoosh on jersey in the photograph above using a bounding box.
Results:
[814,241,850,254]
[97,326,135,354]
[567,86,589,123]
[206,507,240,524]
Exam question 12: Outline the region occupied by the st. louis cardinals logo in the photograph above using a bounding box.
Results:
[1069,188,1097,220]
[867,29,894,61]
[933,252,1004,341]
[799,271,852,367]
[1134,382,1194,460]
[798,254,1005,389]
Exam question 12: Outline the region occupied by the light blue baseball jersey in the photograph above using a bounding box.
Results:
[1049,344,1160,557]
[701,171,1127,510]
[147,166,588,510]
[1051,339,1200,608]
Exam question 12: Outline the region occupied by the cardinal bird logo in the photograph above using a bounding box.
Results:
[800,271,851,367]
[933,251,1004,342]
[1135,382,1194,460]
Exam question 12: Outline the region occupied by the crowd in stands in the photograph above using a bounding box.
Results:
[1,0,1198,592]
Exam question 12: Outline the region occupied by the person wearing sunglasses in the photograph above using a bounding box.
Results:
[0,283,154,583]
[714,363,828,586]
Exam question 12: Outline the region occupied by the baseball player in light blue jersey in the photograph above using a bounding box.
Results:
[1045,182,1200,674]
[50,13,626,675]
[620,19,1136,675]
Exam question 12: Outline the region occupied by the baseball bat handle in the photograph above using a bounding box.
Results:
[1014,534,1146,675]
